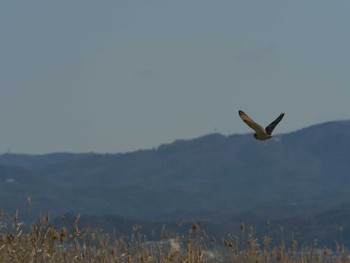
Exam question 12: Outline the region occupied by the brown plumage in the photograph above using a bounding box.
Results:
[239,110,284,140]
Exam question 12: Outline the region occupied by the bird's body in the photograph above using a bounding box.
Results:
[238,110,284,140]
[253,132,272,140]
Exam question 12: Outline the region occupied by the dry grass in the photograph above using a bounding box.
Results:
[1,210,350,262]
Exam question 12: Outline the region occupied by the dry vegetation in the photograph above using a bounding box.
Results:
[1,210,350,263]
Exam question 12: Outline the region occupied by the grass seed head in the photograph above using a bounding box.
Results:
[60,227,69,243]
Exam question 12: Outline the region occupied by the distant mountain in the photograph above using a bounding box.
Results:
[0,120,350,229]
[0,152,93,169]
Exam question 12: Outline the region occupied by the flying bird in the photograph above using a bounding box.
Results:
[238,110,285,140]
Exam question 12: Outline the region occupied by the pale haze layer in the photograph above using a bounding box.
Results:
[1,1,349,154]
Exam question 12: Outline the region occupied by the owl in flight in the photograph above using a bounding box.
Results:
[239,110,285,140]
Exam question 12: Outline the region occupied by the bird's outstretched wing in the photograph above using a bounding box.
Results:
[265,113,285,135]
[238,110,265,134]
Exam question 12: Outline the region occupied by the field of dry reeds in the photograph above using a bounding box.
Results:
[1,210,349,263]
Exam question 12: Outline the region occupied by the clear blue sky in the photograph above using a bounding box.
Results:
[1,1,349,154]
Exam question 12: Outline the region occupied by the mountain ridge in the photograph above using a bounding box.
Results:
[0,119,349,224]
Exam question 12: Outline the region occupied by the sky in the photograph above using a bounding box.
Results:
[1,1,350,154]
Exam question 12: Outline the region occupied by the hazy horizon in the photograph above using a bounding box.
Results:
[1,1,350,154]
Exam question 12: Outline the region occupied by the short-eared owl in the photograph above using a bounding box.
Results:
[239,110,285,140]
